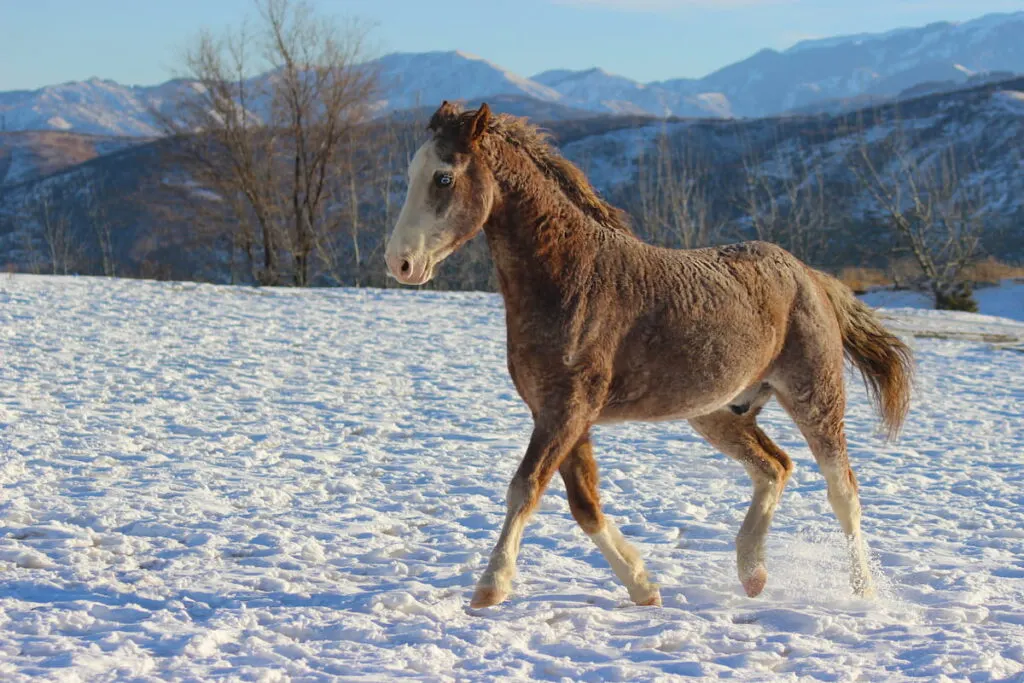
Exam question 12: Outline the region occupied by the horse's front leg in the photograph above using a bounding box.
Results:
[470,405,592,608]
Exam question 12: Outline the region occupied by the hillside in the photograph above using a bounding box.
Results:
[2,75,1020,287]
[0,131,150,188]
[0,273,1021,680]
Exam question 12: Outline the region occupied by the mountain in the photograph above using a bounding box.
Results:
[674,11,1024,116]
[0,11,1022,137]
[532,68,665,115]
[369,51,565,113]
[515,11,1024,118]
[388,93,599,123]
[3,75,1022,286]
[0,78,207,137]
[538,11,1024,118]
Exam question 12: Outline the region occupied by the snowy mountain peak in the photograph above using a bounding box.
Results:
[1,10,1022,135]
[787,10,1024,53]
[368,50,564,113]
[451,49,485,61]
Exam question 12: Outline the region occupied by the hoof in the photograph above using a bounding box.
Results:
[852,579,877,599]
[636,590,662,607]
[470,584,508,609]
[741,566,768,598]
[629,582,662,606]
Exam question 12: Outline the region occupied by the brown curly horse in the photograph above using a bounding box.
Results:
[385,101,913,609]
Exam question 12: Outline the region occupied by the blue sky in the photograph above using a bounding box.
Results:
[1,0,1022,90]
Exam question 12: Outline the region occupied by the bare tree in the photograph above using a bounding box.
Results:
[157,0,378,286]
[849,111,986,310]
[158,23,280,283]
[633,127,717,249]
[736,131,831,264]
[0,207,44,275]
[26,184,76,275]
[82,174,116,277]
[263,0,378,285]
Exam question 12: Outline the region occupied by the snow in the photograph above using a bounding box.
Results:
[1,274,1022,681]
[369,51,566,114]
[694,92,733,118]
[43,116,72,131]
[993,90,1024,115]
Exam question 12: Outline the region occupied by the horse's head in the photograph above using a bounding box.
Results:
[385,101,497,286]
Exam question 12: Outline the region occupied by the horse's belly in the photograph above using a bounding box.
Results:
[598,382,739,423]
[599,343,770,423]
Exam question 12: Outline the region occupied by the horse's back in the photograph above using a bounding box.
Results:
[599,240,813,422]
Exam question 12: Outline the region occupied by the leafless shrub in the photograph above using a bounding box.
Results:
[848,109,987,310]
[155,0,379,286]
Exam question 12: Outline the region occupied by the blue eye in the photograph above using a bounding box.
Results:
[435,172,453,188]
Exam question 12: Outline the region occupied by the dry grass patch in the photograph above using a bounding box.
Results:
[836,258,1023,295]
[962,257,1024,286]
[837,267,892,293]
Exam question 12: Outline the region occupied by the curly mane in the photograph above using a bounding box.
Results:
[428,102,635,237]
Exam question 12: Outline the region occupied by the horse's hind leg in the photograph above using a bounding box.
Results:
[559,433,660,606]
[774,362,876,597]
[689,410,793,597]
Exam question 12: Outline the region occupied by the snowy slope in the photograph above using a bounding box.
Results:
[532,68,669,116]
[552,78,1024,257]
[695,11,1024,116]
[370,51,566,114]
[1,274,1022,680]
[0,79,205,137]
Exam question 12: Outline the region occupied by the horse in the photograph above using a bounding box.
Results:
[384,101,913,609]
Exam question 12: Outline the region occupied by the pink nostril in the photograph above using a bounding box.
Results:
[400,260,411,275]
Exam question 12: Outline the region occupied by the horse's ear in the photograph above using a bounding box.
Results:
[428,100,456,133]
[466,102,491,145]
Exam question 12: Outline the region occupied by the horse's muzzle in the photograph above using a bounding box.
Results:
[385,250,431,286]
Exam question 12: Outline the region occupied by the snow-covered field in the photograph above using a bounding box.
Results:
[1,274,1022,682]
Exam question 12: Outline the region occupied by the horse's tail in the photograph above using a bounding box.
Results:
[812,270,914,440]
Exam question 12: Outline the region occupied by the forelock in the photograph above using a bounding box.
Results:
[427,101,464,136]
[427,101,494,155]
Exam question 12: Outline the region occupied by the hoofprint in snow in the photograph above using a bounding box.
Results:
[0,274,1022,681]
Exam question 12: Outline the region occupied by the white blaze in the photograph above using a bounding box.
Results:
[387,140,454,263]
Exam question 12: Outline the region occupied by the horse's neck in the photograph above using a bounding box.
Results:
[483,175,598,312]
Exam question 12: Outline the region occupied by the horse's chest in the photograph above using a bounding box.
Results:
[501,309,568,412]
[506,345,548,414]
